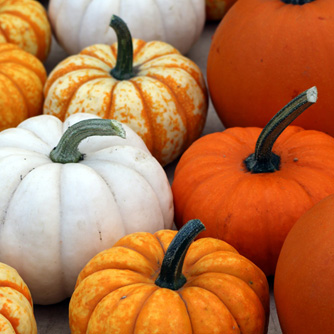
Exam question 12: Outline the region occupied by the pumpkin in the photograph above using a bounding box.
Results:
[206,0,237,21]
[48,0,205,55]
[274,193,334,333]
[0,262,37,334]
[0,112,174,305]
[43,15,208,166]
[0,0,51,61]
[0,43,46,131]
[172,87,334,276]
[69,219,270,334]
[207,0,334,135]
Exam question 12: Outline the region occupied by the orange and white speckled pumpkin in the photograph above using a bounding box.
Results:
[43,16,208,166]
[0,262,37,334]
[0,0,51,61]
[0,43,46,130]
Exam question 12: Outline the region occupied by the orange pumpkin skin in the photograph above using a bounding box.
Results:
[172,125,334,276]
[274,194,334,333]
[206,0,237,20]
[0,0,51,61]
[69,228,269,334]
[207,0,334,135]
[0,43,46,130]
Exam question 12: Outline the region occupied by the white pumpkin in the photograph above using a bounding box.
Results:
[0,113,174,305]
[48,0,206,55]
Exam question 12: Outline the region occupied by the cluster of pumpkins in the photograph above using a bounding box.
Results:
[0,0,333,333]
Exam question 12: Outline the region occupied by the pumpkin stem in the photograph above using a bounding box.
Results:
[244,86,317,174]
[50,119,126,164]
[110,15,135,80]
[281,0,314,4]
[155,219,205,290]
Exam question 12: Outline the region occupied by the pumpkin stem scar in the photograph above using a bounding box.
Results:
[49,119,126,164]
[109,15,136,80]
[155,219,206,290]
[244,86,317,174]
[280,0,315,4]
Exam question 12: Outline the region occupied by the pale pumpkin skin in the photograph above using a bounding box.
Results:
[0,0,51,61]
[43,40,208,166]
[0,43,46,130]
[0,113,174,305]
[48,0,205,55]
[69,227,269,334]
[0,262,37,334]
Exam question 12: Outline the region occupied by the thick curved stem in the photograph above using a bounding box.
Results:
[244,86,317,173]
[109,15,135,80]
[50,119,126,164]
[155,219,206,291]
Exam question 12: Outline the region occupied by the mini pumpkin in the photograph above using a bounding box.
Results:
[0,113,174,305]
[206,0,237,20]
[207,0,334,136]
[43,15,208,166]
[69,219,269,334]
[274,193,334,333]
[172,87,334,276]
[48,0,205,55]
[0,43,46,130]
[0,0,51,61]
[0,262,37,334]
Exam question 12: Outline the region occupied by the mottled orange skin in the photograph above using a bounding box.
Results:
[172,125,334,276]
[274,194,334,334]
[69,229,269,334]
[0,43,46,130]
[206,0,237,20]
[0,0,51,61]
[43,39,208,166]
[207,0,334,136]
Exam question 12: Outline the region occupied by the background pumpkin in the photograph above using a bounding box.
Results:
[207,0,334,136]
[43,15,208,166]
[0,43,46,130]
[0,262,37,334]
[206,0,237,20]
[172,87,334,276]
[0,0,51,61]
[0,112,174,305]
[274,193,334,333]
[48,0,205,55]
[69,219,270,334]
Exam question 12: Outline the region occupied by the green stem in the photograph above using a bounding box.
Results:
[244,86,317,174]
[50,119,126,164]
[110,15,135,80]
[155,219,206,290]
[281,0,314,4]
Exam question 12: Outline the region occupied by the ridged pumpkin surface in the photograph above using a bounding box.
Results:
[43,40,208,166]
[172,125,334,275]
[0,262,37,334]
[0,0,51,61]
[69,229,269,334]
[0,43,46,130]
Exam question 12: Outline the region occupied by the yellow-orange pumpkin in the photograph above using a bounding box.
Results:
[172,87,334,276]
[206,0,237,20]
[0,43,46,130]
[0,262,37,334]
[43,16,208,166]
[0,0,51,61]
[69,220,269,334]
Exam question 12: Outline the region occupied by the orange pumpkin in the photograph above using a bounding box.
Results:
[172,87,334,276]
[43,15,208,166]
[207,0,334,135]
[206,0,237,20]
[0,0,51,61]
[274,193,334,333]
[69,219,269,334]
[0,262,37,334]
[0,43,46,130]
